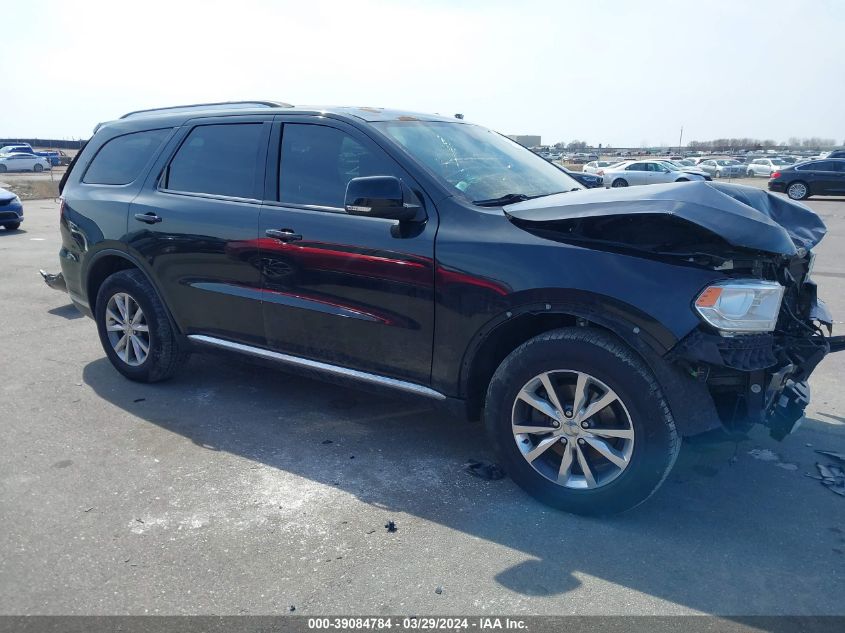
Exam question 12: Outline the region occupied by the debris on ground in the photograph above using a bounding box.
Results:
[776,462,799,471]
[808,460,845,497]
[816,450,845,463]
[288,605,296,613]
[463,459,506,481]
[83,507,94,513]
[320,440,333,445]
[434,586,443,595]
[133,398,145,403]
[385,520,397,533]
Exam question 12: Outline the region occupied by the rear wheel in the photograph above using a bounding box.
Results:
[3,222,21,231]
[484,328,680,515]
[611,178,628,188]
[715,170,722,178]
[787,181,810,200]
[33,164,43,173]
[95,269,189,382]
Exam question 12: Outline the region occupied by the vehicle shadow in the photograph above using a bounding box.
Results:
[82,352,845,614]
[48,304,84,320]
[0,228,27,236]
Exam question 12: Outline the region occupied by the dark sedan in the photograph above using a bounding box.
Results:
[768,159,845,200]
[559,166,603,188]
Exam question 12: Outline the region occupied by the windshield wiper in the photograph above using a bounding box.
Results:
[472,193,534,207]
[472,190,576,207]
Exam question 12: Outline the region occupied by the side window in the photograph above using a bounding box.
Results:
[626,163,644,171]
[165,123,264,198]
[832,161,845,172]
[83,128,170,185]
[279,123,400,209]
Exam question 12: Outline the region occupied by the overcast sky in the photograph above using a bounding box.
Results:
[3,0,844,146]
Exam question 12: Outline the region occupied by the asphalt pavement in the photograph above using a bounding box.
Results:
[1,192,844,616]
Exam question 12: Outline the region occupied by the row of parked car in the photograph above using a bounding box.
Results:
[0,143,73,173]
[575,156,845,200]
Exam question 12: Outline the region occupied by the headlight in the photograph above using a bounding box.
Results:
[695,280,784,333]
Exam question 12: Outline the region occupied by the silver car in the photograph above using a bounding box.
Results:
[601,160,706,188]
[583,160,618,174]
[746,157,790,177]
[0,153,52,173]
[698,159,745,178]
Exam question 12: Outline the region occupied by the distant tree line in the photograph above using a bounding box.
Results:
[687,137,840,152]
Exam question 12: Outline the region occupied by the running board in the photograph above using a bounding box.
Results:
[188,334,446,400]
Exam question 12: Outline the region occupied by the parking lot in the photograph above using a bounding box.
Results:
[1,191,844,616]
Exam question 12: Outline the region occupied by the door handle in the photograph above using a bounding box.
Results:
[134,212,162,224]
[265,228,302,242]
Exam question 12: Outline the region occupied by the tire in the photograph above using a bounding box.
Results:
[95,269,189,382]
[787,181,810,200]
[676,177,689,182]
[33,164,43,173]
[3,222,21,231]
[746,170,754,177]
[611,178,628,188]
[484,327,680,515]
[0,165,6,173]
[715,170,722,178]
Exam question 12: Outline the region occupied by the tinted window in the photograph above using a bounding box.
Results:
[279,124,399,208]
[84,129,170,185]
[800,160,834,171]
[832,161,845,172]
[165,123,264,198]
[626,163,646,171]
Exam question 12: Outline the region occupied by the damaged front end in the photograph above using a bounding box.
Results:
[669,256,838,440]
[505,181,843,440]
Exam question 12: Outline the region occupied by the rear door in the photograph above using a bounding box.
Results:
[830,161,845,193]
[257,117,437,384]
[624,163,647,184]
[127,117,272,346]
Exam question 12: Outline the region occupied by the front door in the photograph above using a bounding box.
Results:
[258,118,437,385]
[127,118,272,346]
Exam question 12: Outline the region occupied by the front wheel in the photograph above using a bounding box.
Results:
[484,328,680,515]
[787,181,810,200]
[611,178,628,188]
[3,222,21,231]
[715,170,722,178]
[33,164,43,172]
[746,170,754,177]
[95,269,189,382]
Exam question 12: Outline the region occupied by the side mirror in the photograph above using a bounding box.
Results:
[345,176,421,222]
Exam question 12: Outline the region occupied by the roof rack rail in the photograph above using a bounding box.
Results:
[119,100,293,120]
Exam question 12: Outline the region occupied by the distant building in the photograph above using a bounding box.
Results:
[508,135,541,148]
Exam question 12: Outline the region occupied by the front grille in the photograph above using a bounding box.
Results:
[0,211,20,221]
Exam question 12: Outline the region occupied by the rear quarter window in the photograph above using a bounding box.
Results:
[83,129,170,185]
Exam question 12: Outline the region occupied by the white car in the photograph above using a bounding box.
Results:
[746,157,789,177]
[0,153,52,173]
[600,160,706,188]
[583,160,618,174]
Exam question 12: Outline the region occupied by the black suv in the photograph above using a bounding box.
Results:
[49,102,842,515]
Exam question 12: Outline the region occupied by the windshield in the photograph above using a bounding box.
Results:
[772,159,788,165]
[373,121,581,204]
[659,161,681,171]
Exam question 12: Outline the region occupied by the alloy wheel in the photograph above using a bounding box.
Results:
[105,292,150,366]
[511,370,635,489]
[788,183,807,200]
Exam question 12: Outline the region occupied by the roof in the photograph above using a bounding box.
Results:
[97,102,463,134]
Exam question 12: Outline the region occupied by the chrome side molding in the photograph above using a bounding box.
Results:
[188,334,446,400]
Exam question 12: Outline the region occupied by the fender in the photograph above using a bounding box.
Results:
[458,291,722,436]
[83,248,186,339]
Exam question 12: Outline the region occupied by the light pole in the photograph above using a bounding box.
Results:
[678,126,684,155]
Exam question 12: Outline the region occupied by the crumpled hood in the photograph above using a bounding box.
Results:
[504,181,826,256]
